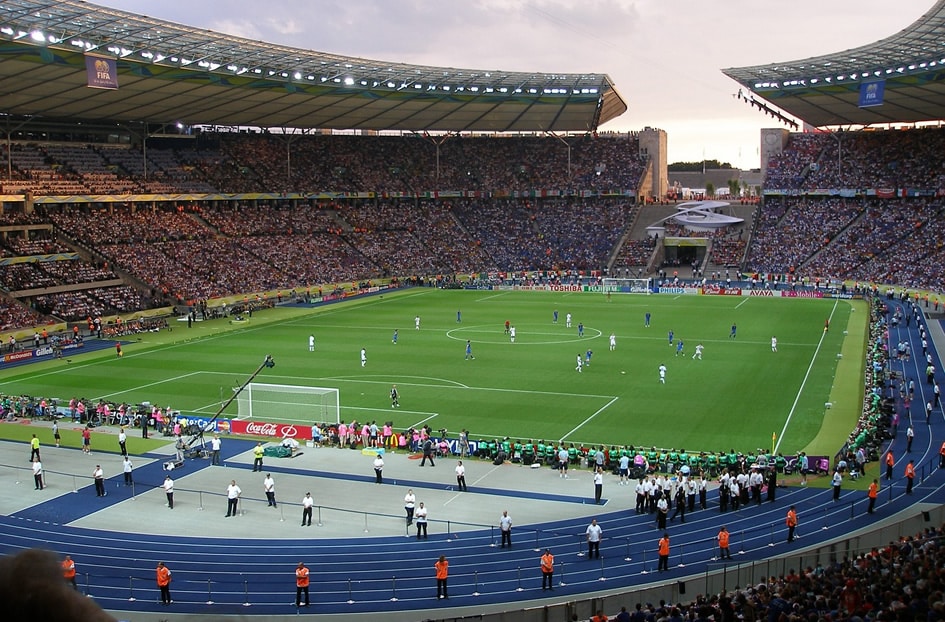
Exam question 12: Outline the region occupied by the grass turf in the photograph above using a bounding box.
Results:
[0,288,866,460]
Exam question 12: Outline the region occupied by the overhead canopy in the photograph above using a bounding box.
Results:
[722,0,945,128]
[0,0,627,133]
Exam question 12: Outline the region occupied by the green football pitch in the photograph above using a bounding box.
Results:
[0,288,867,457]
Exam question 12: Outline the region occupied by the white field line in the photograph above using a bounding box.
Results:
[558,396,620,443]
[773,298,840,454]
[95,371,203,401]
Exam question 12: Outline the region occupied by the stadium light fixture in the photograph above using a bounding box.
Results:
[29,30,44,42]
[386,81,395,88]
[343,77,354,85]
[0,26,13,36]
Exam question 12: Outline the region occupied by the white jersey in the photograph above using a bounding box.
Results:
[609,334,616,349]
[415,315,421,329]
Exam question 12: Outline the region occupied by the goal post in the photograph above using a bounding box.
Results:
[236,383,340,424]
[602,277,653,294]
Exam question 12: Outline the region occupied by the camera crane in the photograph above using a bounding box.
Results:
[181,355,275,460]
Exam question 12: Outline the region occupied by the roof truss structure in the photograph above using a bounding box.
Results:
[0,0,627,133]
[722,0,945,128]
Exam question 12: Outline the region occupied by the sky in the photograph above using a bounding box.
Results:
[102,0,933,170]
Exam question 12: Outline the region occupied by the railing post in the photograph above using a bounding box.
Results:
[624,537,632,561]
[599,554,607,580]
[641,546,649,574]
[198,490,203,511]
[242,577,251,607]
[347,578,354,604]
[317,506,323,527]
[472,570,480,596]
[128,576,135,601]
[363,512,369,533]
[206,578,214,605]
[390,576,398,602]
[516,566,524,592]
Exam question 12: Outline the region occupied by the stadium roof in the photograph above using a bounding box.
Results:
[722,0,945,128]
[0,0,627,133]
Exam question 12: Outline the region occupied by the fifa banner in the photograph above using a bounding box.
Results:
[85,55,118,90]
[858,80,885,108]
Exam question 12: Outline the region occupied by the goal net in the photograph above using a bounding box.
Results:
[602,277,652,294]
[236,383,340,424]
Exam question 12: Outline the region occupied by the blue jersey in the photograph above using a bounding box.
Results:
[553,310,559,322]
[676,341,684,352]
[668,330,674,344]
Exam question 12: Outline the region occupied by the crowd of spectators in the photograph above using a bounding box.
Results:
[746,197,945,291]
[764,126,945,191]
[745,197,864,274]
[2,132,647,197]
[4,128,945,331]
[595,523,945,622]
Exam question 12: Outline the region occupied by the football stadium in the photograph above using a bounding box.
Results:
[0,1,944,621]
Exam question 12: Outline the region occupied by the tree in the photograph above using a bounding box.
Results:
[705,182,715,197]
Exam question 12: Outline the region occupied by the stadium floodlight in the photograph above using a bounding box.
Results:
[29,30,44,42]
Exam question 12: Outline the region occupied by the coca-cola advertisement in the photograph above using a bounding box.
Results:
[229,419,300,439]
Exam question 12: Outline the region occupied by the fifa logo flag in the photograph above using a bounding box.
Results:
[858,80,884,108]
[85,55,118,89]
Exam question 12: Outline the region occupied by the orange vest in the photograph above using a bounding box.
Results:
[718,530,729,548]
[905,463,915,479]
[868,482,878,499]
[435,559,449,580]
[658,537,670,556]
[886,452,894,466]
[940,442,945,457]
[296,566,309,587]
[786,510,797,527]
[156,566,171,587]
[62,559,76,579]
[541,553,554,574]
